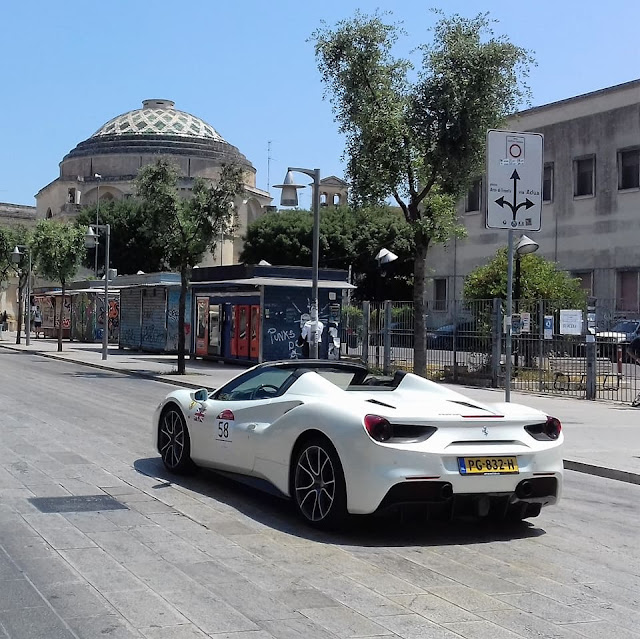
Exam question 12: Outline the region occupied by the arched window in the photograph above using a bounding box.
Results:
[333,193,341,206]
[320,193,327,206]
[46,208,52,219]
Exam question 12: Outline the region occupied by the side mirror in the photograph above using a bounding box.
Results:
[191,389,209,402]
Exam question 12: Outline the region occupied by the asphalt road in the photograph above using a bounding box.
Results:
[1,353,639,639]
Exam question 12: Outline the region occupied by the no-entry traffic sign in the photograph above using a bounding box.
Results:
[486,130,543,231]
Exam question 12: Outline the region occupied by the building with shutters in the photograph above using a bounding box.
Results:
[427,79,640,318]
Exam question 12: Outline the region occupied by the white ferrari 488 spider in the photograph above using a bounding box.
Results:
[153,361,563,528]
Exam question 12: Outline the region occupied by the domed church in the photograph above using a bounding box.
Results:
[35,99,272,265]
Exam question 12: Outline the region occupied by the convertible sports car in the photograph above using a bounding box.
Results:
[153,361,563,528]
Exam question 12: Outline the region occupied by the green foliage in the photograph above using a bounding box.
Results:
[31,220,85,287]
[311,10,532,216]
[311,10,532,372]
[240,205,415,299]
[31,220,86,351]
[463,247,587,308]
[75,199,166,275]
[0,225,29,282]
[137,160,243,271]
[136,159,243,374]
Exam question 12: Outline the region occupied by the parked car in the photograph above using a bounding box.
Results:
[426,321,477,350]
[153,360,563,528]
[370,321,415,348]
[597,319,640,361]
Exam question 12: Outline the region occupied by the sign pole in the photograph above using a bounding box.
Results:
[505,229,514,402]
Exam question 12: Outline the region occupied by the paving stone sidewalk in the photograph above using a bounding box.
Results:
[1,333,640,639]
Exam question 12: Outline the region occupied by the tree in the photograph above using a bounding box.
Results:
[240,205,415,299]
[75,199,167,276]
[463,247,587,308]
[137,160,243,374]
[0,225,30,344]
[311,11,533,374]
[31,220,86,352]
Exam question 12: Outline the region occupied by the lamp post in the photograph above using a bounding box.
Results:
[11,245,31,346]
[374,248,398,367]
[514,234,539,307]
[513,235,539,372]
[505,234,539,400]
[274,168,321,358]
[94,173,102,276]
[85,224,110,360]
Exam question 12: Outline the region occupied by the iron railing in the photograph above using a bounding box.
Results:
[340,298,640,404]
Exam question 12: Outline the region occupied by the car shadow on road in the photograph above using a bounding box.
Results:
[133,457,546,547]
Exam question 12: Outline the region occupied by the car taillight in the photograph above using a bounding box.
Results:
[364,414,393,442]
[544,416,562,440]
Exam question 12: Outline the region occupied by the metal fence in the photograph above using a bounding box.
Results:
[340,298,640,404]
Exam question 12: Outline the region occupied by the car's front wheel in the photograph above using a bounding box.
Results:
[158,406,193,474]
[292,437,347,529]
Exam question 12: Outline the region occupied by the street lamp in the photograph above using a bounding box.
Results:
[85,224,111,361]
[505,233,540,400]
[274,168,321,358]
[94,173,102,276]
[373,248,398,367]
[514,234,539,304]
[513,235,539,371]
[11,245,31,346]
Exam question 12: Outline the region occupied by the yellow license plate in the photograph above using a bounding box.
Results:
[458,456,519,475]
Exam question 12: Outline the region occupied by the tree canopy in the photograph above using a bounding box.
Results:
[0,225,27,282]
[311,10,533,374]
[137,159,243,374]
[31,220,86,351]
[75,199,166,276]
[463,247,587,307]
[240,205,415,299]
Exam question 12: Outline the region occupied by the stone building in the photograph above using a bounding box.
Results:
[0,203,38,328]
[428,79,640,316]
[0,202,37,228]
[35,99,272,265]
[319,176,349,207]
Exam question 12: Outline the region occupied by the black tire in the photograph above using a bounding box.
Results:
[291,436,347,529]
[158,405,193,474]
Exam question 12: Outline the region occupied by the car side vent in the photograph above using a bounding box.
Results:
[366,398,396,409]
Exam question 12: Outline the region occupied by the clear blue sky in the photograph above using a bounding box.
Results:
[1,0,638,209]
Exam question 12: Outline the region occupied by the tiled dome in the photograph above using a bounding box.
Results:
[63,99,253,169]
[91,99,225,142]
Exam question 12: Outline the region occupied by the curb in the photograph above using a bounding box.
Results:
[563,460,640,485]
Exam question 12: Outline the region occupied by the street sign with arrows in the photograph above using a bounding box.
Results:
[486,130,543,231]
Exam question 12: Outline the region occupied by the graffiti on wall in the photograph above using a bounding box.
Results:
[167,289,191,353]
[71,293,94,341]
[96,296,120,342]
[262,289,341,361]
[119,289,141,349]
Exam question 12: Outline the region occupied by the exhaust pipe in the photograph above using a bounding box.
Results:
[440,483,453,500]
[517,480,534,498]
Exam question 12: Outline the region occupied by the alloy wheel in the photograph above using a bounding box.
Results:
[159,409,185,470]
[294,445,336,522]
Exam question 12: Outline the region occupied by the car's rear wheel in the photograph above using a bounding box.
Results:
[292,437,347,529]
[158,406,193,474]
